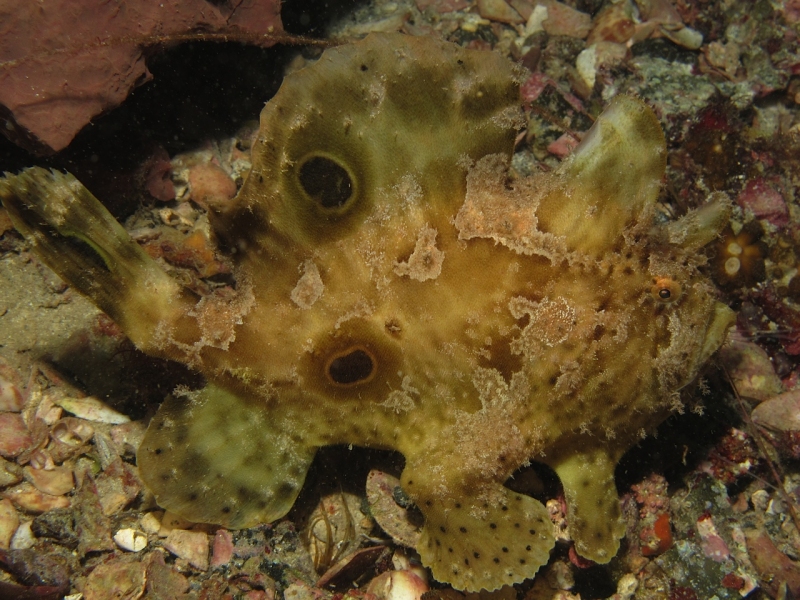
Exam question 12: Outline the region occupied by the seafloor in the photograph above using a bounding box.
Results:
[1,0,800,598]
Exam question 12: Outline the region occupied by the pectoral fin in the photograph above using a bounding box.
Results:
[414,483,554,592]
[0,167,190,349]
[138,384,316,528]
[549,448,625,563]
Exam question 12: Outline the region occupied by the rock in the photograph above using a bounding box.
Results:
[0,498,19,549]
[367,569,429,600]
[164,529,210,571]
[0,0,283,154]
[719,341,784,402]
[752,389,800,432]
[736,178,790,228]
[83,557,147,600]
[23,465,74,496]
[211,529,234,568]
[3,483,70,513]
[477,0,525,23]
[0,412,32,457]
[188,164,238,211]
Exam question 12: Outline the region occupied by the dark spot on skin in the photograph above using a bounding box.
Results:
[520,559,526,565]
[474,551,480,559]
[160,473,170,482]
[425,500,432,506]
[529,529,536,535]
[298,156,353,209]
[360,64,368,71]
[188,493,198,501]
[582,480,590,488]
[548,375,558,386]
[514,523,520,528]
[490,523,497,529]
[440,526,447,533]
[464,558,469,566]
[327,348,375,385]
[502,547,509,553]
[436,539,441,546]
[459,527,467,533]
[222,506,231,514]
[455,502,461,509]
[494,558,500,564]
[501,506,508,512]
[154,448,162,455]
[448,547,453,553]
[276,482,296,499]
[526,545,531,551]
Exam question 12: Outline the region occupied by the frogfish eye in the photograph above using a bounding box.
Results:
[298,155,354,209]
[651,277,682,304]
[326,347,376,385]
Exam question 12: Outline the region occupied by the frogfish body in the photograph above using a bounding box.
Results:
[0,33,734,592]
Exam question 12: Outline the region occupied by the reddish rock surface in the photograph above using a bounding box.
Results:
[0,0,283,154]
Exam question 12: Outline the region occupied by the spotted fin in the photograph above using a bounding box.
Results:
[137,384,316,528]
[548,448,625,564]
[416,486,554,592]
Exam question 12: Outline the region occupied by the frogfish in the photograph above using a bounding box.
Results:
[0,33,734,592]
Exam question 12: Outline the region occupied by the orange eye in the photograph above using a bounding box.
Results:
[326,346,376,385]
[651,277,682,303]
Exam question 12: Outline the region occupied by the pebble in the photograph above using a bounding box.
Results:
[211,528,234,568]
[83,558,147,600]
[10,520,35,550]
[4,482,70,512]
[23,464,74,496]
[113,528,148,552]
[0,498,19,548]
[54,395,131,424]
[140,511,163,535]
[477,0,524,24]
[0,375,24,411]
[719,341,785,402]
[366,469,422,548]
[0,412,32,457]
[366,569,429,600]
[164,528,210,571]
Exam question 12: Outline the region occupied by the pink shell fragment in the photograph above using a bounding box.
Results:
[0,413,32,458]
[736,178,789,228]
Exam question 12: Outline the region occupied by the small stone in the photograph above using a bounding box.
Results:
[0,412,32,457]
[477,0,524,23]
[539,0,591,38]
[10,520,35,550]
[4,482,70,513]
[367,569,429,600]
[114,528,148,552]
[54,395,131,424]
[0,374,25,411]
[140,511,163,535]
[719,341,784,402]
[752,389,800,433]
[188,164,237,210]
[0,498,19,549]
[737,178,789,228]
[23,465,74,496]
[366,469,422,548]
[83,557,147,600]
[0,457,22,487]
[211,528,234,567]
[164,529,210,571]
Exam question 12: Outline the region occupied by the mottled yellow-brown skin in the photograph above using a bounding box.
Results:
[0,33,734,592]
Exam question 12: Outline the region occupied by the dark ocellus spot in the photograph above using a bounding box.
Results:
[328,348,374,384]
[299,156,353,209]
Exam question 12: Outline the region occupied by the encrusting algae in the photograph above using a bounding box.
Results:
[0,33,734,592]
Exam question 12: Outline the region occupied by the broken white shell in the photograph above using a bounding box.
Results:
[54,396,130,424]
[114,528,148,552]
